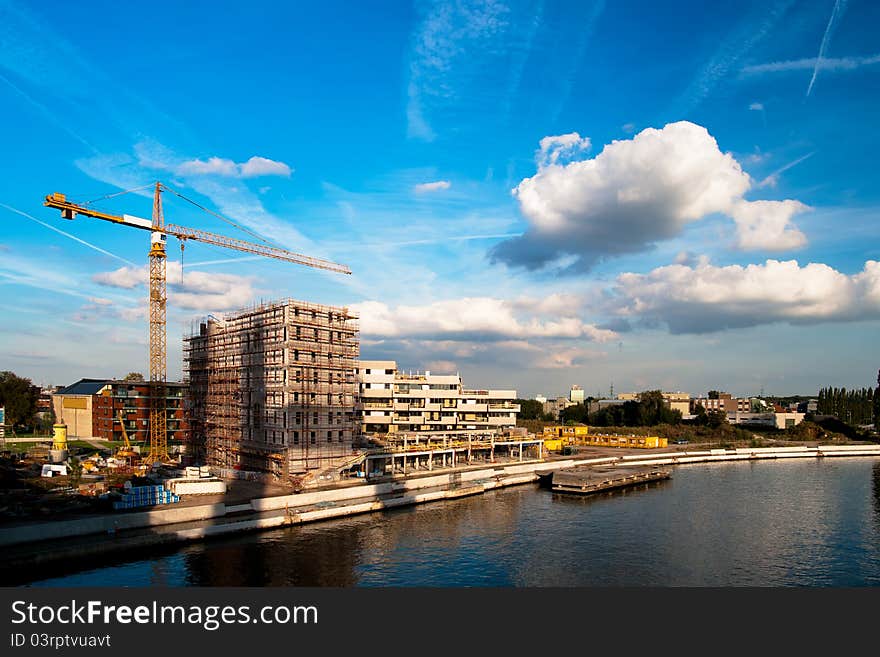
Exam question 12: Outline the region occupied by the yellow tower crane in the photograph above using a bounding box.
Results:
[45,182,351,464]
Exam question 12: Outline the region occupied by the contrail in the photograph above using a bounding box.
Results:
[0,202,138,266]
[0,73,97,153]
[807,0,848,97]
[757,151,815,188]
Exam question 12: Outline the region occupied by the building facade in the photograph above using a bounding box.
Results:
[52,378,188,442]
[92,381,187,443]
[184,299,360,478]
[617,391,691,415]
[358,360,519,434]
[690,393,751,413]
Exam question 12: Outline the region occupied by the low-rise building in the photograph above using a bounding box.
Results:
[542,396,577,421]
[358,361,519,434]
[691,393,751,413]
[727,411,805,429]
[52,378,188,442]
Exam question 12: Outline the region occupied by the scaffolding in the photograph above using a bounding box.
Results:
[184,298,360,479]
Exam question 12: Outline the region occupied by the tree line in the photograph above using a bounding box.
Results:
[562,390,684,427]
[817,385,875,426]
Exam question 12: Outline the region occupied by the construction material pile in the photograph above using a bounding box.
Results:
[112,483,179,510]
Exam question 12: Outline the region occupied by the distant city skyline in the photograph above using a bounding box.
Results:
[2,1,879,398]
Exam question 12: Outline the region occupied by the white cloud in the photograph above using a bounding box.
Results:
[240,156,292,178]
[413,180,452,193]
[176,155,292,179]
[177,156,238,177]
[491,121,811,271]
[405,0,510,140]
[749,102,764,111]
[741,53,880,75]
[352,297,616,342]
[621,123,636,133]
[92,262,260,312]
[424,360,458,373]
[537,133,591,167]
[78,141,316,256]
[729,200,808,250]
[92,266,143,289]
[611,258,880,334]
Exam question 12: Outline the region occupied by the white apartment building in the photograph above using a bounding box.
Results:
[357,360,519,434]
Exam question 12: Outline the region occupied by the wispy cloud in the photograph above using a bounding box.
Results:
[742,52,880,75]
[406,0,510,141]
[807,0,848,96]
[547,0,604,124]
[414,180,452,193]
[0,72,96,152]
[666,0,795,118]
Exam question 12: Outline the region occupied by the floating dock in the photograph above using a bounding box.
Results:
[551,466,670,495]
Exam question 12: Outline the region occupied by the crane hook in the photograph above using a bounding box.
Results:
[180,239,186,285]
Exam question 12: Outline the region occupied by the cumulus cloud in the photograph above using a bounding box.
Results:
[240,156,292,178]
[92,262,259,311]
[491,121,810,272]
[611,258,880,334]
[414,180,452,193]
[729,200,807,249]
[537,132,591,167]
[352,297,616,343]
[176,155,292,179]
[177,156,239,177]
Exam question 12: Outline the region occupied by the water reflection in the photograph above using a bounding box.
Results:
[23,458,880,587]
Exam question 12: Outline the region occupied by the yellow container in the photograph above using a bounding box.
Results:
[52,421,68,450]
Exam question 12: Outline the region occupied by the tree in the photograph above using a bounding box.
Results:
[706,409,728,429]
[708,390,721,400]
[0,371,39,431]
[123,372,145,382]
[692,402,708,426]
[874,369,880,430]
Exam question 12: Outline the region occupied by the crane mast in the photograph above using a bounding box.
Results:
[44,183,350,465]
[148,183,168,462]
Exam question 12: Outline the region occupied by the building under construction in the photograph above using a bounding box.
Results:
[184,298,360,479]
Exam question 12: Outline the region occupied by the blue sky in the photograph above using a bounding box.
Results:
[2,0,879,398]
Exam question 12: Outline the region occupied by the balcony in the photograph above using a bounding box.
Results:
[488,403,520,411]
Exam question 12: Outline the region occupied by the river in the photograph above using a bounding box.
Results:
[21,458,880,586]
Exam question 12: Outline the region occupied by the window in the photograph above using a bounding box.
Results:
[310,431,316,444]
